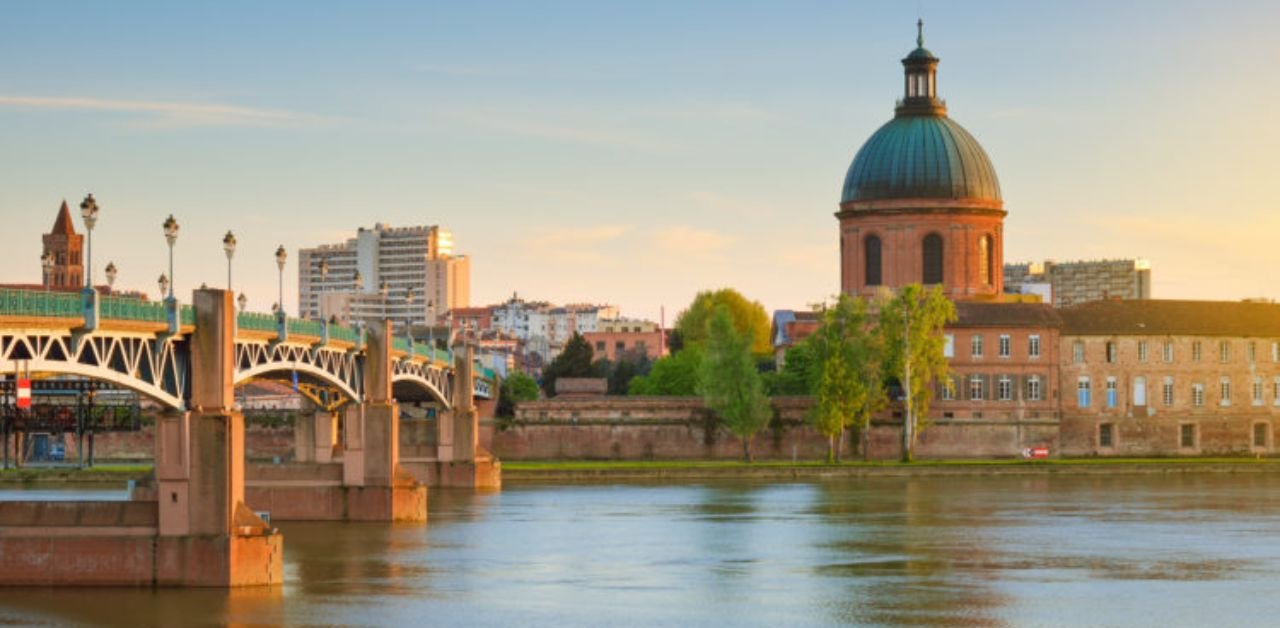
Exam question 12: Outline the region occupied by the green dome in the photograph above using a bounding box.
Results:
[841,115,1001,204]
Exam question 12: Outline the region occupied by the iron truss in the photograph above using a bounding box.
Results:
[391,359,453,406]
[234,340,362,405]
[0,330,187,410]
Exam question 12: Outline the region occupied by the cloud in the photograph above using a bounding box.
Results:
[529,224,633,264]
[436,108,678,150]
[0,95,326,128]
[654,225,734,259]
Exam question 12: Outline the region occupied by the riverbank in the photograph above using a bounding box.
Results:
[502,458,1280,481]
[6,458,1280,485]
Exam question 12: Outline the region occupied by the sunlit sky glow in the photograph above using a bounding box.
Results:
[2,1,1277,320]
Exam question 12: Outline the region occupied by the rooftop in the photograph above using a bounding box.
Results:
[1059,300,1280,337]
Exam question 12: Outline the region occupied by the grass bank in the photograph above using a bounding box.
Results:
[0,464,152,485]
[502,457,1280,481]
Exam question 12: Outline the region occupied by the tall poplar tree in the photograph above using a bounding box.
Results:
[699,306,771,462]
[808,294,885,462]
[878,284,956,462]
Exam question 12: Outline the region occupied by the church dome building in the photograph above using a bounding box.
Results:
[838,23,1005,299]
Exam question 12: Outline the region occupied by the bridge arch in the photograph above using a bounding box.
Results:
[0,331,187,410]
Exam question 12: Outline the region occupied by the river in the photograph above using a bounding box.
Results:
[3,473,1280,626]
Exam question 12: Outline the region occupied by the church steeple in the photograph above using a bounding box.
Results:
[42,199,84,290]
[896,20,946,117]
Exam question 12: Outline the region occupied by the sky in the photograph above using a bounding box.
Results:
[1,0,1278,322]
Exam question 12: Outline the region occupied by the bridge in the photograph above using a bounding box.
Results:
[0,287,494,413]
[1,288,501,587]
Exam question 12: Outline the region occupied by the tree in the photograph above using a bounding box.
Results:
[541,332,595,397]
[766,339,819,396]
[878,284,956,462]
[698,305,772,462]
[627,346,703,396]
[675,288,772,358]
[496,371,540,419]
[807,294,885,463]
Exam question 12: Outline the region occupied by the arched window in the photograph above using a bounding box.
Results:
[978,234,993,286]
[864,235,882,286]
[922,234,943,284]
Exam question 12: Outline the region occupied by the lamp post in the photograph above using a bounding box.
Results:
[351,270,363,326]
[41,253,54,292]
[275,245,287,318]
[104,262,117,295]
[79,194,99,293]
[162,215,179,301]
[222,231,237,290]
[158,273,170,301]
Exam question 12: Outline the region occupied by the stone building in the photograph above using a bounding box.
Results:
[838,22,1004,299]
[1057,299,1280,456]
[41,201,84,290]
[1005,259,1152,306]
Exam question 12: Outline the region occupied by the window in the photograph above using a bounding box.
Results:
[1163,341,1174,363]
[615,341,626,353]
[1254,423,1270,449]
[1028,376,1042,401]
[1162,377,1174,406]
[940,378,955,401]
[922,234,944,284]
[864,235,882,286]
[1220,377,1232,406]
[636,340,647,351]
[1192,383,1205,407]
[1192,341,1202,362]
[998,335,1011,358]
[1254,377,1265,406]
[1249,341,1257,363]
[1219,340,1231,363]
[1077,377,1092,408]
[998,375,1013,401]
[1105,342,1118,363]
[1274,377,1280,406]
[1106,377,1118,408]
[1180,423,1197,449]
[1133,376,1147,407]
[1073,340,1085,363]
[978,234,994,286]
[1028,335,1041,358]
[969,375,985,401]
[943,334,955,358]
[595,341,605,352]
[1099,423,1114,448]
[1138,341,1148,362]
[971,335,984,358]
[1272,341,1279,362]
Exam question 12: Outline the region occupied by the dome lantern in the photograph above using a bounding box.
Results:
[897,19,946,117]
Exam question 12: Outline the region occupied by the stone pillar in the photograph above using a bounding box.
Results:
[155,289,282,586]
[313,410,337,463]
[344,320,426,521]
[293,409,316,463]
[452,342,478,462]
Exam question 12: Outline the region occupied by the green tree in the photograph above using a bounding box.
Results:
[496,371,540,419]
[627,346,703,396]
[675,288,771,357]
[541,332,595,397]
[698,306,772,462]
[766,339,819,396]
[807,294,885,462]
[878,284,956,462]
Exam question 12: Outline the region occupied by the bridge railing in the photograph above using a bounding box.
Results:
[286,317,323,337]
[101,295,167,323]
[328,323,361,345]
[0,288,82,318]
[237,312,277,333]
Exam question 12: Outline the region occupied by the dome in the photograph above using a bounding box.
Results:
[841,115,1001,205]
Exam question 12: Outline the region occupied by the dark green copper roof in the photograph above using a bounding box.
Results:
[906,46,937,60]
[841,115,1001,204]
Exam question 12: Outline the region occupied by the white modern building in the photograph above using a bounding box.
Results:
[298,223,470,329]
[485,294,619,361]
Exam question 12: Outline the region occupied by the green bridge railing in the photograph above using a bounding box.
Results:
[237,312,277,333]
[101,295,167,323]
[329,323,361,344]
[286,317,323,337]
[0,288,82,318]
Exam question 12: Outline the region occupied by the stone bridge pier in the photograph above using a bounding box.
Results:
[401,341,502,490]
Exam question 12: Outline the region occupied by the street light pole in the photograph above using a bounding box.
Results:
[158,273,170,301]
[104,262,117,295]
[162,215,179,302]
[222,231,237,290]
[275,245,287,318]
[79,194,99,293]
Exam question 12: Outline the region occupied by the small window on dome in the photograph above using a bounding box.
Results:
[922,234,943,284]
[864,235,882,286]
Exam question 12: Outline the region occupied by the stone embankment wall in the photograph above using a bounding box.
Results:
[492,397,1059,461]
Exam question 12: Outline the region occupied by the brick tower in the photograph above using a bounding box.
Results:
[41,200,84,290]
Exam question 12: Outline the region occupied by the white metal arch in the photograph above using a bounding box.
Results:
[234,361,360,403]
[0,331,187,410]
[391,373,451,408]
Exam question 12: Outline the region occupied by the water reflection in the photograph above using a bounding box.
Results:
[4,474,1280,626]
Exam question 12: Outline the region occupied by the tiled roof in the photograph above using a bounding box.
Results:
[952,302,1061,328]
[50,200,77,236]
[1059,299,1280,337]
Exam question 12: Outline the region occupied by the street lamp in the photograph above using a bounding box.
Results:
[222,231,237,290]
[275,245,287,318]
[157,273,170,300]
[426,299,435,358]
[79,194,99,292]
[238,292,247,313]
[41,253,54,292]
[104,262,117,295]
[162,215,179,301]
